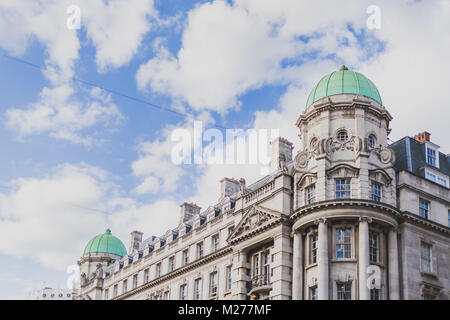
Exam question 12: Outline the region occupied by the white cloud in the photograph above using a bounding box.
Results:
[0,163,182,272]
[131,125,189,195]
[82,0,157,72]
[5,86,124,146]
[0,0,159,144]
[360,0,450,150]
[136,0,370,113]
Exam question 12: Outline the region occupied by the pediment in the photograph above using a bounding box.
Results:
[227,205,282,243]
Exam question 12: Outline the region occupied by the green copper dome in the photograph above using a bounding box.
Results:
[83,229,127,257]
[305,66,382,109]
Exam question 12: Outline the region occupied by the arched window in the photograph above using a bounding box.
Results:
[310,137,318,150]
[337,130,348,142]
[368,134,377,148]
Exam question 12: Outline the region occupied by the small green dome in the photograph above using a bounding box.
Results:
[305,66,382,109]
[83,229,127,257]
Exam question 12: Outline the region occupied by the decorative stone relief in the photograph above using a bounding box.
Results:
[326,164,360,179]
[373,146,395,165]
[230,206,280,240]
[297,172,318,190]
[294,149,312,171]
[369,169,393,186]
[278,153,288,172]
[325,136,362,154]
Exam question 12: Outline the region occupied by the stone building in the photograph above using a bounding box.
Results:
[74,66,449,300]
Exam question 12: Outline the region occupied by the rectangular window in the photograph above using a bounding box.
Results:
[196,242,204,259]
[194,278,202,300]
[155,263,161,278]
[209,272,218,298]
[226,265,232,291]
[252,254,260,279]
[419,199,430,219]
[123,280,127,294]
[144,269,149,283]
[261,251,270,285]
[370,288,381,300]
[421,243,432,273]
[336,228,352,259]
[228,226,234,236]
[371,182,382,202]
[113,285,118,298]
[105,288,109,300]
[168,256,175,272]
[426,147,437,167]
[211,234,220,252]
[369,232,379,263]
[336,282,352,300]
[182,249,189,266]
[335,178,351,199]
[426,171,436,182]
[310,234,318,264]
[132,274,138,289]
[179,284,187,300]
[305,184,316,204]
[310,286,317,300]
[437,176,447,187]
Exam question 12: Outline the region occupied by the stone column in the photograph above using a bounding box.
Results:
[358,217,370,300]
[388,227,400,300]
[231,250,249,300]
[316,218,328,300]
[292,231,303,300]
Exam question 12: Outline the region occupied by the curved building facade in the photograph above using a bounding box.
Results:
[75,67,449,300]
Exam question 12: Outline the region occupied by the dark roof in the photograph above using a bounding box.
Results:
[389,136,450,178]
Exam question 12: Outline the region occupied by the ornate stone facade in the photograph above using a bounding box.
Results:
[75,69,449,301]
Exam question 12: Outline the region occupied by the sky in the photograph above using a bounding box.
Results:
[0,0,448,299]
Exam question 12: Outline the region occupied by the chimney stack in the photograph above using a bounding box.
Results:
[219,178,241,200]
[414,132,431,143]
[180,202,201,223]
[129,230,143,255]
[270,137,294,173]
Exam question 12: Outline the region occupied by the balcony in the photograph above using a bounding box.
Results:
[248,273,271,297]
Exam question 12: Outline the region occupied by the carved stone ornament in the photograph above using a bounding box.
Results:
[231,206,280,240]
[294,150,311,171]
[279,153,288,172]
[326,136,362,154]
[374,146,395,165]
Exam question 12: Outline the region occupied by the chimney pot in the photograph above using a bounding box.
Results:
[413,131,431,143]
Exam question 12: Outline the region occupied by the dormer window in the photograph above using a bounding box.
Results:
[426,146,437,167]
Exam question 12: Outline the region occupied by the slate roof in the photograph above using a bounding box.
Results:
[389,136,450,179]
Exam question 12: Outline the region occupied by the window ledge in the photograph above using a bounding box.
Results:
[305,263,318,270]
[370,261,385,269]
[420,271,438,279]
[330,258,357,263]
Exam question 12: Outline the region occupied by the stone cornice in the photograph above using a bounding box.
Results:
[112,246,233,300]
[290,199,400,222]
[397,182,450,205]
[296,98,392,128]
[400,211,450,235]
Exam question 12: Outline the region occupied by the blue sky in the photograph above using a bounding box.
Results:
[0,0,449,299]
